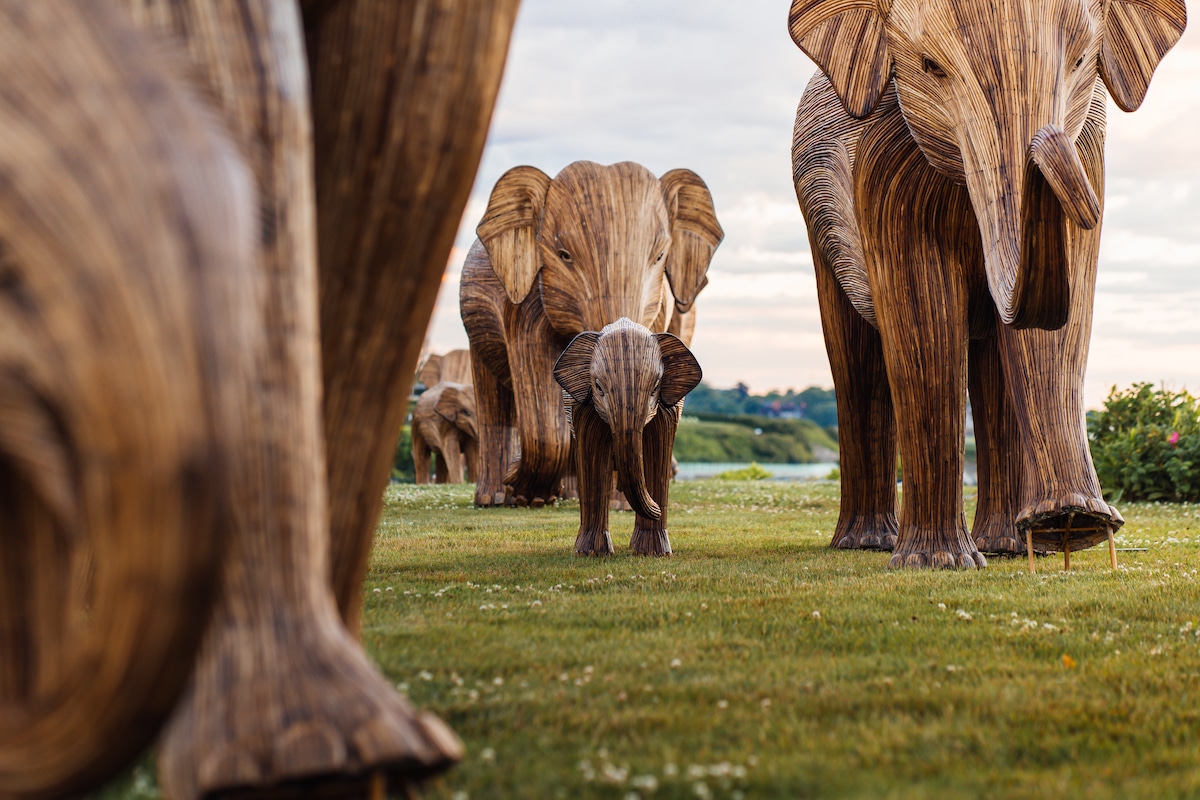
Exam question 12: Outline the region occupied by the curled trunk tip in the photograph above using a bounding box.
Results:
[1029,124,1101,230]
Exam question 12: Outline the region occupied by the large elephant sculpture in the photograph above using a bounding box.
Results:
[554,318,702,556]
[460,160,723,508]
[1,1,520,798]
[412,382,479,484]
[789,0,1185,568]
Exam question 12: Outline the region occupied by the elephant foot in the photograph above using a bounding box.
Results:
[830,512,898,551]
[971,514,1035,556]
[474,485,508,507]
[576,527,614,556]
[630,523,672,556]
[1017,494,1122,551]
[886,530,986,570]
[610,488,634,512]
[559,475,579,500]
[503,483,558,508]
[158,615,461,800]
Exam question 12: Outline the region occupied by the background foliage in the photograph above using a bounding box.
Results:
[1089,383,1200,503]
[673,413,838,464]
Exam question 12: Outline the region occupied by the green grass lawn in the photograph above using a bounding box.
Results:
[367,481,1200,800]
[96,480,1200,799]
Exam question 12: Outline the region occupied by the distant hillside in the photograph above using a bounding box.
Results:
[673,412,839,464]
[684,383,837,428]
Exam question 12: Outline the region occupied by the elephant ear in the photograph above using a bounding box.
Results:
[655,333,702,407]
[660,169,723,313]
[788,0,892,119]
[434,384,462,422]
[553,332,601,405]
[416,353,443,388]
[477,165,552,304]
[1100,0,1186,112]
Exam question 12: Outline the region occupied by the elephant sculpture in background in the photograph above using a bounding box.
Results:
[417,348,474,389]
[555,318,702,556]
[460,160,723,508]
[789,0,1185,568]
[0,1,520,798]
[412,382,479,484]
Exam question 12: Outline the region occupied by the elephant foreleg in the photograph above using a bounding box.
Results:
[857,110,984,570]
[630,405,680,556]
[572,404,615,556]
[968,333,1025,555]
[470,345,518,505]
[812,243,898,550]
[412,426,432,484]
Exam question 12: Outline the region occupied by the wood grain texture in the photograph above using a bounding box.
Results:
[0,2,259,796]
[554,319,702,556]
[790,0,1182,566]
[305,0,520,633]
[122,0,512,796]
[460,162,722,509]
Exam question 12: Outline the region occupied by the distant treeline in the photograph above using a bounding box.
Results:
[683,383,837,428]
[673,412,839,464]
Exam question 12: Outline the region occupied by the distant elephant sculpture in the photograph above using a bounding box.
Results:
[412,382,479,484]
[554,318,703,556]
[460,160,723,508]
[417,348,474,389]
[789,0,1185,568]
[0,1,520,798]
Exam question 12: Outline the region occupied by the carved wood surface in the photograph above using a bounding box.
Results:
[0,2,260,796]
[790,0,1184,565]
[117,1,517,797]
[412,381,479,484]
[460,162,722,509]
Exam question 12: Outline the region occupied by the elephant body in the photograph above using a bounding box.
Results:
[460,161,722,508]
[554,318,702,556]
[789,0,1185,568]
[412,381,479,484]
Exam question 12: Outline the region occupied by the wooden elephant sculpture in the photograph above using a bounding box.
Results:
[417,348,473,389]
[1,1,519,798]
[412,382,479,484]
[554,318,702,556]
[789,0,1185,568]
[460,161,723,509]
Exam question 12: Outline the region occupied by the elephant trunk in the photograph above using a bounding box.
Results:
[612,427,661,521]
[970,124,1100,331]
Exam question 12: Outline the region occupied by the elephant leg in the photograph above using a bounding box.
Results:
[857,110,984,570]
[412,427,432,484]
[0,2,258,794]
[503,298,573,507]
[464,437,480,484]
[968,334,1025,555]
[434,448,451,484]
[470,348,519,505]
[443,437,466,484]
[630,406,680,556]
[997,117,1120,554]
[121,4,478,798]
[812,242,897,550]
[572,404,615,555]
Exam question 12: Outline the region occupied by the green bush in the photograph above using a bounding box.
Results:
[714,462,772,481]
[673,413,838,463]
[392,425,415,483]
[1087,383,1200,502]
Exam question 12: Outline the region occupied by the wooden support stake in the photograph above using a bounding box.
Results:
[1063,535,1070,571]
[1108,529,1118,570]
[1026,529,1035,574]
[369,771,387,800]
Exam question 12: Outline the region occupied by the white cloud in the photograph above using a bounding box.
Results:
[423,1,1200,407]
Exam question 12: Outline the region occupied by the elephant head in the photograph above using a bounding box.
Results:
[789,0,1185,328]
[434,382,478,441]
[476,161,723,334]
[554,318,702,519]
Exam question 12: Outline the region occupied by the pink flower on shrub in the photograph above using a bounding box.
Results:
[1168,431,1180,446]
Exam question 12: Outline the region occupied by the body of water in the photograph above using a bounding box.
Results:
[675,462,839,481]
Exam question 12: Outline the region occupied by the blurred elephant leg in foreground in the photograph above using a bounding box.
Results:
[812,247,898,551]
[0,1,258,796]
[968,333,1025,555]
[306,0,521,628]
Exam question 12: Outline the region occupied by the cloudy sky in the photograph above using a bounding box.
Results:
[425,1,1200,410]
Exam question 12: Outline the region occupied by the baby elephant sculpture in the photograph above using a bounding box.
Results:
[412,382,478,484]
[554,318,702,556]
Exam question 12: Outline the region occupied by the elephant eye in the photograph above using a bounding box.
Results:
[594,379,604,396]
[558,249,573,263]
[922,56,946,79]
[1074,56,1085,70]
[655,251,666,264]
